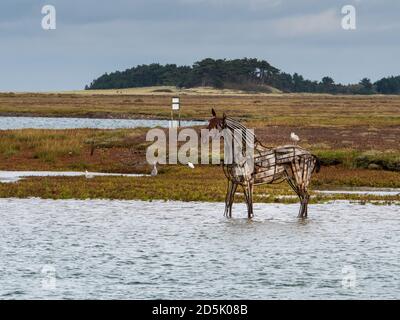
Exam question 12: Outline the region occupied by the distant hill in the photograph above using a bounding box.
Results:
[86,58,400,95]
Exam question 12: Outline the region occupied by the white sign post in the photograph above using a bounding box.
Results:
[172,97,180,110]
[170,97,180,128]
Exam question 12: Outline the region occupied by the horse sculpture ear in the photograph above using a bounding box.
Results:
[211,108,216,117]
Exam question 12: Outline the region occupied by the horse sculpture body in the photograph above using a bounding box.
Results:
[207,110,320,219]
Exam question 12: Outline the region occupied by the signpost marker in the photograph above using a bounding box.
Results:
[171,97,180,128]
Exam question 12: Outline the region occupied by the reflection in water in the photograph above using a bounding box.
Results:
[0,171,147,183]
[315,189,400,196]
[0,199,399,299]
[0,116,206,130]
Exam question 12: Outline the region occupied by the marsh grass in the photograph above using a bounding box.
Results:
[0,129,148,172]
[0,165,399,203]
[355,151,400,171]
[0,90,399,201]
[0,128,399,173]
[313,149,400,171]
[1,92,400,127]
[0,128,399,201]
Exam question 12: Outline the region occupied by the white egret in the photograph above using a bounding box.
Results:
[151,163,158,176]
[187,162,195,169]
[85,170,94,179]
[290,132,300,144]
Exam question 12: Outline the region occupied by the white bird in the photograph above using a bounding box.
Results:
[290,132,300,144]
[187,162,195,169]
[85,170,94,179]
[151,163,158,176]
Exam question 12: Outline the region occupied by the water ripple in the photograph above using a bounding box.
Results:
[0,199,399,299]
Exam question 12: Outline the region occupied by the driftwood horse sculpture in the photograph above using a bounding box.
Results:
[207,109,320,219]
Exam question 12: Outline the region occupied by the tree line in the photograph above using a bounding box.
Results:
[86,58,400,95]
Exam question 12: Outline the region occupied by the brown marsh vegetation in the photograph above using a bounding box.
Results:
[0,91,399,202]
[1,92,400,127]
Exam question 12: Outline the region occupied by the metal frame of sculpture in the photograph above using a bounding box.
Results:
[207,109,320,219]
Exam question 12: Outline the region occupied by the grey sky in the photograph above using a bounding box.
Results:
[1,0,399,91]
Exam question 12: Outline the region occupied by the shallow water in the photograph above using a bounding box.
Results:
[0,199,399,299]
[0,116,206,130]
[315,189,400,196]
[0,171,147,183]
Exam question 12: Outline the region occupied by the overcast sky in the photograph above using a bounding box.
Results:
[1,0,399,91]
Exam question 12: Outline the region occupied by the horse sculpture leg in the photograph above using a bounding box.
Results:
[227,182,237,218]
[303,193,310,218]
[287,177,306,218]
[224,180,232,217]
[229,183,238,218]
[285,156,314,219]
[298,192,310,218]
[224,180,237,218]
[299,157,314,218]
[243,181,254,219]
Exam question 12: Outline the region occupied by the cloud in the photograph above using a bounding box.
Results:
[1,0,400,91]
[179,0,282,10]
[272,9,340,37]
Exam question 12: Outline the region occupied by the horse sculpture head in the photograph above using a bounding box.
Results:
[207,108,226,131]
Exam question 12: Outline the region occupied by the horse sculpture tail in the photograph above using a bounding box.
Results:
[313,155,321,173]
